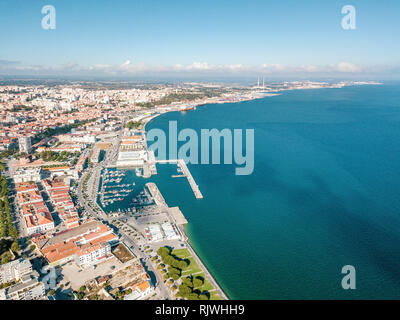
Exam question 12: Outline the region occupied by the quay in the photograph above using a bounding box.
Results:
[145,182,168,208]
[156,159,203,199]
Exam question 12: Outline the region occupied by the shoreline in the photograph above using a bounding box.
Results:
[140,81,382,301]
[181,225,229,300]
[142,102,236,300]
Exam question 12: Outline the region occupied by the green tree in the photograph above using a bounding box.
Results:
[182,277,193,288]
[10,226,18,240]
[11,241,20,253]
[76,291,85,300]
[187,293,200,300]
[157,246,170,258]
[168,266,180,276]
[171,273,180,281]
[199,294,209,300]
[1,251,12,264]
[178,260,188,270]
[193,277,203,288]
[178,284,192,297]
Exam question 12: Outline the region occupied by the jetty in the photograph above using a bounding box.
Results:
[145,182,168,208]
[156,159,203,199]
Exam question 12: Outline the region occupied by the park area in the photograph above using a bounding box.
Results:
[157,246,221,300]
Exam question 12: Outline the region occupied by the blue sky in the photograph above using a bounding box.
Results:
[0,0,399,79]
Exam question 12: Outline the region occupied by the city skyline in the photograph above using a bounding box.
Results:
[1,0,400,79]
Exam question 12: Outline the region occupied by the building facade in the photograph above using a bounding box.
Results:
[18,136,32,154]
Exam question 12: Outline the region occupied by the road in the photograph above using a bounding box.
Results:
[119,230,172,300]
[74,114,174,299]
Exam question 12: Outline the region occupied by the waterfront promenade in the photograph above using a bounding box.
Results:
[145,182,227,299]
[184,238,228,300]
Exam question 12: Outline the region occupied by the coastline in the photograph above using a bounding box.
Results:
[142,103,235,300]
[182,225,229,300]
[140,82,382,301]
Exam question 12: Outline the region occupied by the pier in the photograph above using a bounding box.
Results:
[156,159,203,199]
[146,182,168,208]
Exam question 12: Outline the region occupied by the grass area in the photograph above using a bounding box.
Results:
[181,257,202,275]
[210,292,222,300]
[171,248,191,259]
[159,245,223,300]
[194,273,214,292]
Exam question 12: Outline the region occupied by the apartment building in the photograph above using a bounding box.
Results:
[0,259,45,300]
[0,272,45,300]
[42,178,80,229]
[13,167,42,183]
[40,220,119,267]
[15,182,55,235]
[0,259,32,284]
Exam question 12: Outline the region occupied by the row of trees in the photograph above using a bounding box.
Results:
[0,198,16,238]
[0,161,20,265]
[40,150,75,162]
[0,195,20,265]
[158,247,188,268]
[124,121,142,130]
[157,246,211,300]
[177,275,209,300]
[157,247,189,281]
[0,175,9,198]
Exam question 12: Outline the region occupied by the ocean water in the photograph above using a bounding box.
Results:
[141,84,400,299]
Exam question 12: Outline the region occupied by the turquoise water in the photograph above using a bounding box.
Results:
[143,84,400,299]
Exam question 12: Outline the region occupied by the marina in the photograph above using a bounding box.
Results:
[98,168,152,208]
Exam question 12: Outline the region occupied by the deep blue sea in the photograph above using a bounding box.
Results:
[128,84,400,299]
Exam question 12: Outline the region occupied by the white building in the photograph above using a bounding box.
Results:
[56,133,96,144]
[0,259,33,284]
[146,225,163,243]
[18,136,32,154]
[0,271,45,300]
[161,222,180,241]
[13,168,42,183]
[25,213,55,236]
[75,242,112,267]
[116,151,148,167]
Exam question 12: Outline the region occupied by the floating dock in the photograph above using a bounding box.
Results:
[156,159,203,199]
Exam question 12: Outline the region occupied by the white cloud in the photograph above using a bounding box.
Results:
[62,62,79,69]
[0,59,374,76]
[336,62,362,73]
[121,60,131,68]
